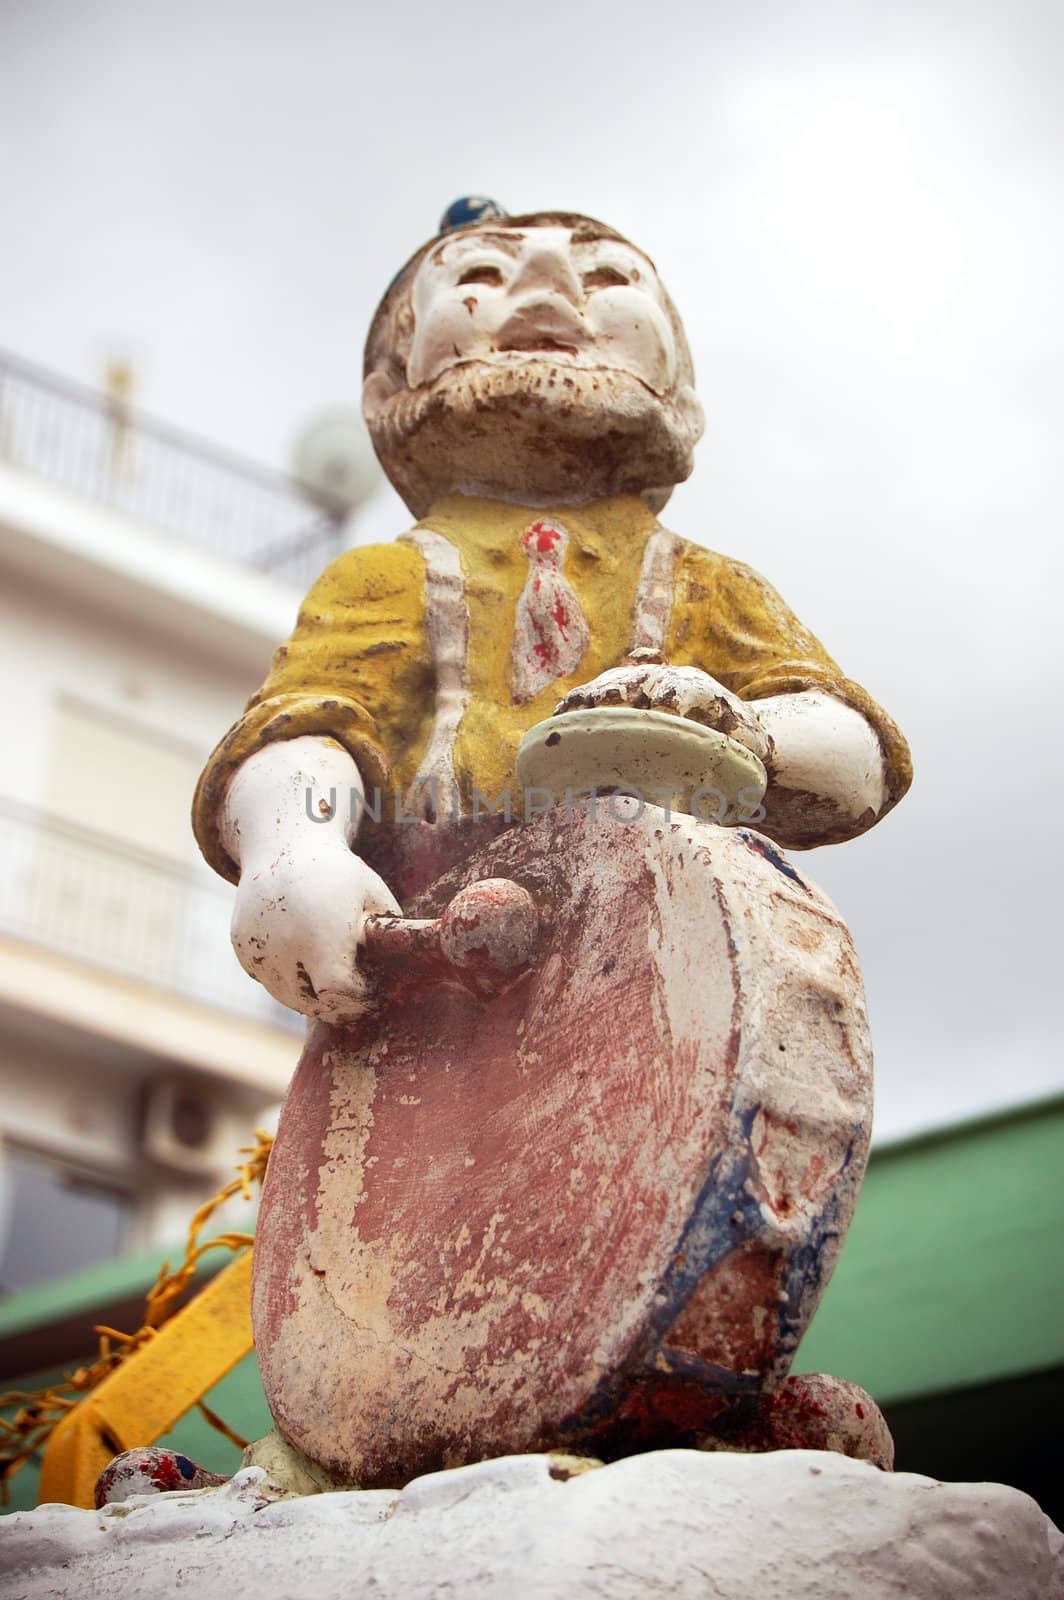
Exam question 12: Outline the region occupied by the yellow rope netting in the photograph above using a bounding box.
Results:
[0,1129,273,1504]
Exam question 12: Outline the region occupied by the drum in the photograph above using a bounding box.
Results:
[252,798,872,1487]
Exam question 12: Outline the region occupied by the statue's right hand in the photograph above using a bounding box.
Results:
[230,838,400,1025]
[219,735,399,1023]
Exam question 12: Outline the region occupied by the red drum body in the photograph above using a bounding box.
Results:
[253,804,872,1486]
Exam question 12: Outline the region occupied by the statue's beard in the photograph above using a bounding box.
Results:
[366,360,702,518]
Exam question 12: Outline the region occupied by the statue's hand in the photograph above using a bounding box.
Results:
[556,653,771,764]
[230,839,400,1025]
[221,735,400,1025]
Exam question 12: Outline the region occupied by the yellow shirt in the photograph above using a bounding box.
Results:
[193,494,911,881]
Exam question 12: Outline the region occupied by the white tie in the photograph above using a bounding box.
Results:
[510,519,590,704]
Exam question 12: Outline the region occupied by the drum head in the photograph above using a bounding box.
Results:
[253,804,871,1485]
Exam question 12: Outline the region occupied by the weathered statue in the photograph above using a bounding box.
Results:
[191,198,911,1489]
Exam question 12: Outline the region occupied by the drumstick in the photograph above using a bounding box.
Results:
[363,877,540,993]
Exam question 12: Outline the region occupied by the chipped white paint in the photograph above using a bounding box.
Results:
[754,689,888,822]
[556,666,888,831]
[399,527,470,821]
[433,878,540,981]
[4,1452,1060,1600]
[515,707,766,822]
[405,226,680,396]
[554,660,771,763]
[362,219,704,517]
[222,735,399,1023]
[629,524,680,653]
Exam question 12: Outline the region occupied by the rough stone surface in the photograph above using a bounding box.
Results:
[2,1450,1060,1600]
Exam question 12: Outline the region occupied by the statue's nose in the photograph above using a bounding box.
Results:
[508,242,583,307]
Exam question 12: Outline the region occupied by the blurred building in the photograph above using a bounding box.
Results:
[0,350,347,1292]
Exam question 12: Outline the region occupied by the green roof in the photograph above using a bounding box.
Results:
[796,1094,1064,1398]
[0,1242,212,1342]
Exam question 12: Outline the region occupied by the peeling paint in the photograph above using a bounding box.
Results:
[253,806,871,1486]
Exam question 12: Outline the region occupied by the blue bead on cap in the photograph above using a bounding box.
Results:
[439,196,508,234]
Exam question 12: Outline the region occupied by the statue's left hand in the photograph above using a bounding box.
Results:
[556,655,772,765]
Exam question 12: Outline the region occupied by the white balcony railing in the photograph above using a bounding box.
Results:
[0,350,346,591]
[0,796,300,1033]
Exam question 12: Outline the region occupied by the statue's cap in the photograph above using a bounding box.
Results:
[438,196,508,234]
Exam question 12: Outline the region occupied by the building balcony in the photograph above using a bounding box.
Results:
[0,348,347,591]
[0,795,301,1101]
[0,793,293,1029]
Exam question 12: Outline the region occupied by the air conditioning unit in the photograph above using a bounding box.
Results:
[140,1074,235,1177]
[290,407,381,518]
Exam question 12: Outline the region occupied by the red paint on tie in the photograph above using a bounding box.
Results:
[510,518,590,704]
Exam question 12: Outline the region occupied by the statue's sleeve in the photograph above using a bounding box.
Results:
[193,541,430,882]
[671,546,912,814]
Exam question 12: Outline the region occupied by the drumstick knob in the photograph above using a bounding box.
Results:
[437,878,540,982]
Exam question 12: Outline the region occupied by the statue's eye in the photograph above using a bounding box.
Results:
[457,264,505,286]
[582,266,629,290]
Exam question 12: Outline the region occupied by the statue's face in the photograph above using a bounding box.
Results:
[407,224,679,396]
[363,214,703,516]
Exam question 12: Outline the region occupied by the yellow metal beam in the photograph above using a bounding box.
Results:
[38,1251,254,1509]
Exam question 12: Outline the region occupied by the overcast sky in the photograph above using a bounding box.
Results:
[4,0,1061,1141]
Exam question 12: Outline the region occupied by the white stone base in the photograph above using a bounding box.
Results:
[1,1450,1060,1599]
